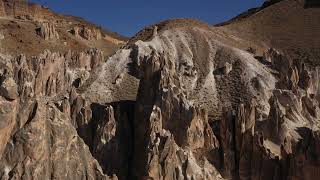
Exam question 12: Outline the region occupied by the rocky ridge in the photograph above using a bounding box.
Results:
[0,0,52,19]
[0,0,126,57]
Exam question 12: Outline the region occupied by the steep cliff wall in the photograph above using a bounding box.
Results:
[125,25,320,180]
[82,16,320,178]
[0,49,121,179]
[0,0,319,180]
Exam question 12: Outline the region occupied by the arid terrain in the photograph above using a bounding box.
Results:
[0,0,320,180]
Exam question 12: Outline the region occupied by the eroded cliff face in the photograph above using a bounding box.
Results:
[1,23,320,180]
[70,26,102,41]
[1,1,320,180]
[119,25,320,179]
[0,49,119,180]
[36,22,59,41]
[0,0,52,19]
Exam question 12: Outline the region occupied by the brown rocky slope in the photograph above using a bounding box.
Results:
[1,0,320,180]
[0,0,126,57]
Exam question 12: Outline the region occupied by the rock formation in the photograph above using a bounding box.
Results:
[70,26,102,41]
[0,0,320,180]
[0,0,53,19]
[0,49,117,179]
[36,22,59,40]
[0,0,5,16]
[0,0,125,57]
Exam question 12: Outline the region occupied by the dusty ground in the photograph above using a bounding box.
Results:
[215,0,320,63]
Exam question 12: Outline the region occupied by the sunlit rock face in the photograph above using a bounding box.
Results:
[112,23,319,179]
[1,20,320,180]
[1,0,320,180]
[36,22,60,41]
[0,0,53,19]
[0,50,116,180]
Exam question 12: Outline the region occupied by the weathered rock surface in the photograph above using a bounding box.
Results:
[0,0,320,180]
[36,22,59,40]
[0,0,125,57]
[0,49,118,179]
[70,26,102,41]
[99,15,318,179]
[0,100,110,180]
[0,0,53,19]
[0,0,5,17]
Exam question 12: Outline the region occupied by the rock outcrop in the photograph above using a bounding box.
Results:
[0,0,53,19]
[0,49,116,179]
[0,0,5,16]
[36,22,59,40]
[70,26,102,41]
[0,0,320,180]
[0,100,110,180]
[104,18,318,179]
[0,0,125,58]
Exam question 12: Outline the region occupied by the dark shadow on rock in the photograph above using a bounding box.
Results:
[89,100,136,180]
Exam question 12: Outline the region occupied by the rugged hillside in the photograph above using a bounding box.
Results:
[0,0,126,57]
[215,0,320,63]
[1,0,320,180]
